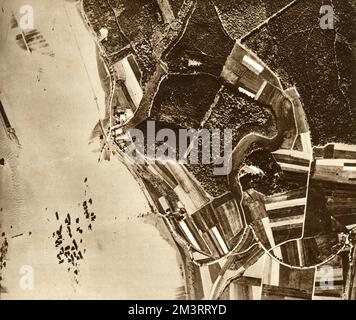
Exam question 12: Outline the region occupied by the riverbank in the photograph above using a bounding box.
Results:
[0,0,183,299]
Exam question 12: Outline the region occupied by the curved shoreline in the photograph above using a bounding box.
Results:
[78,0,188,298]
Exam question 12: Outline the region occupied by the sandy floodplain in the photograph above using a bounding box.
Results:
[0,0,183,299]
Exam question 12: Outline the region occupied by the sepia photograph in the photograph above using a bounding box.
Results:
[0,0,355,302]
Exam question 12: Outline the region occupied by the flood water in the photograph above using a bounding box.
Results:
[0,0,182,299]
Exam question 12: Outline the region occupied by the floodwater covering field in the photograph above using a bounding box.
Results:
[0,0,183,299]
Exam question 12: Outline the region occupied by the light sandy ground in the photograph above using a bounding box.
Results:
[0,0,182,299]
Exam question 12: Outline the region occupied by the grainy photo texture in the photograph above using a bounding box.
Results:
[0,0,355,300]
